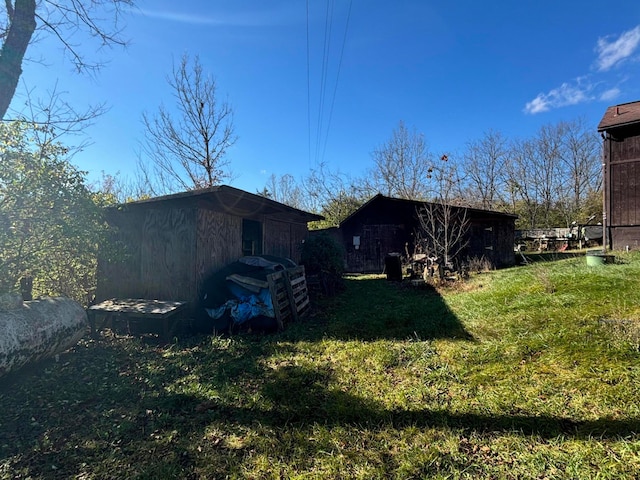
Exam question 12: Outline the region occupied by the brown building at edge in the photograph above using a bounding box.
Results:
[96,185,322,307]
[316,194,517,273]
[598,100,640,250]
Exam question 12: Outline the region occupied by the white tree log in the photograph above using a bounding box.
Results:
[0,296,87,377]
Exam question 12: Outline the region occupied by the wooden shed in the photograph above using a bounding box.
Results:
[319,194,516,273]
[598,100,640,250]
[96,185,322,307]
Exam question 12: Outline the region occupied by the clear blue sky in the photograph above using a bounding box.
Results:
[9,1,640,194]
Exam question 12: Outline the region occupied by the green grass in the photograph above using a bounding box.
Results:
[2,253,640,478]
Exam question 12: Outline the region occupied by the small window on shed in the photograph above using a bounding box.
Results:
[242,219,263,256]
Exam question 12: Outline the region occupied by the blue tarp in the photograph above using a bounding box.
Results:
[206,282,274,325]
[200,255,296,332]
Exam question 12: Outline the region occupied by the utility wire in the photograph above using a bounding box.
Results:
[321,0,352,163]
[315,0,334,165]
[306,0,311,168]
[306,0,352,167]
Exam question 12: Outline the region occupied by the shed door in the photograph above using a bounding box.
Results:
[242,219,263,256]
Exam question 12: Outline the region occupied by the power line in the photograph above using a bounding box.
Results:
[315,0,334,165]
[321,0,352,163]
[306,0,311,167]
[306,0,352,167]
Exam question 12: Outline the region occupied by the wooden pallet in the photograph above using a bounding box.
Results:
[267,266,310,330]
[287,266,310,319]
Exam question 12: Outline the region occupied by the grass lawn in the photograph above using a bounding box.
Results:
[2,252,640,479]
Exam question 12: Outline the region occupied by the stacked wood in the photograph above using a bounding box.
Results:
[0,297,87,377]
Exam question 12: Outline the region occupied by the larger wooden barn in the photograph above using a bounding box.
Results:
[598,100,640,250]
[320,194,517,273]
[96,185,322,306]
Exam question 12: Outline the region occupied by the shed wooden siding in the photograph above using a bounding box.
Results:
[343,224,404,273]
[195,209,242,292]
[141,208,197,301]
[97,192,321,308]
[263,219,308,262]
[468,216,515,267]
[97,209,145,300]
[98,207,200,303]
[99,209,310,306]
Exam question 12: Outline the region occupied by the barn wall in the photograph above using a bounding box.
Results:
[468,223,492,263]
[341,223,410,273]
[99,206,314,306]
[610,132,640,161]
[608,142,640,226]
[490,220,516,267]
[605,133,640,250]
[337,198,515,272]
[610,161,640,227]
[290,222,310,262]
[610,226,640,251]
[467,218,515,268]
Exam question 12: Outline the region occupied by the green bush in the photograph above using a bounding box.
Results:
[0,122,109,304]
[299,233,345,296]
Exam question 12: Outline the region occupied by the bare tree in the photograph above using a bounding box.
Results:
[139,54,236,195]
[505,125,567,229]
[366,121,437,200]
[505,137,543,229]
[259,173,307,210]
[0,0,133,120]
[416,154,470,268]
[556,118,602,225]
[463,130,509,210]
[416,202,470,270]
[90,170,150,204]
[257,166,363,229]
[301,162,364,227]
[504,120,601,229]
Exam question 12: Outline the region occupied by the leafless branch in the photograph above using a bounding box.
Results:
[139,54,237,194]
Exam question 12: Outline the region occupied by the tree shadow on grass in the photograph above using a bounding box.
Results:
[2,336,640,479]
[285,276,474,342]
[224,363,640,440]
[3,274,636,478]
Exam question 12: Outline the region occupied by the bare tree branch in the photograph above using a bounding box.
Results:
[365,121,440,200]
[138,54,237,194]
[0,0,133,120]
[4,79,107,157]
[463,130,509,210]
[417,201,470,267]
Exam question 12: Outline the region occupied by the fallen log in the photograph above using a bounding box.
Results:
[0,296,88,377]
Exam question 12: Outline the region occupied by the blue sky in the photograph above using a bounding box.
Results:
[9,1,640,194]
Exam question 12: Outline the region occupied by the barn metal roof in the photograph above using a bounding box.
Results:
[113,185,323,224]
[598,100,640,131]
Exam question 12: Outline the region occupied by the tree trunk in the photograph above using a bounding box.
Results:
[0,296,87,377]
[0,0,37,120]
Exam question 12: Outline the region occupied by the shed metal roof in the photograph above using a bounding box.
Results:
[598,100,640,131]
[113,185,323,224]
